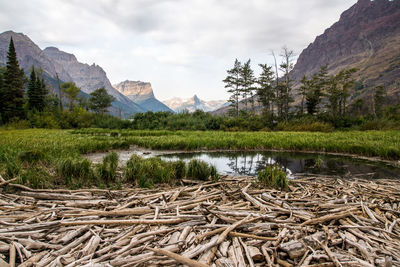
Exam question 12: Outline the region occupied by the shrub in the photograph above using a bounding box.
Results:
[257,165,288,190]
[28,112,59,129]
[96,152,119,183]
[4,118,31,130]
[276,119,334,132]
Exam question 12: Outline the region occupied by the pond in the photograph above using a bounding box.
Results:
[159,151,400,179]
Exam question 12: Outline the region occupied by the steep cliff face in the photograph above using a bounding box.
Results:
[114,81,155,102]
[0,31,146,117]
[114,80,173,112]
[0,31,72,82]
[291,0,400,101]
[42,47,142,108]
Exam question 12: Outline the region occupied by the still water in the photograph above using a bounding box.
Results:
[160,151,400,179]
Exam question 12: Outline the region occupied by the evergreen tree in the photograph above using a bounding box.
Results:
[27,68,38,110]
[3,37,26,122]
[61,82,80,111]
[88,87,115,113]
[299,75,308,115]
[0,70,4,121]
[325,68,356,117]
[240,59,256,114]
[223,59,242,117]
[257,64,275,118]
[38,77,48,111]
[373,85,385,118]
[279,47,295,121]
[305,65,328,115]
[27,67,48,111]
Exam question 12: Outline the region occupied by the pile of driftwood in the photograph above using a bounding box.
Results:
[0,175,400,267]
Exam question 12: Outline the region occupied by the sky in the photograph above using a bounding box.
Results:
[0,0,357,101]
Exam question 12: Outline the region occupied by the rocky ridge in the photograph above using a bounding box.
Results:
[162,95,227,113]
[0,31,145,117]
[114,80,173,112]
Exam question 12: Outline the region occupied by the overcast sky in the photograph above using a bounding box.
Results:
[0,0,357,101]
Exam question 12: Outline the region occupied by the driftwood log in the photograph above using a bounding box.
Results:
[0,175,399,266]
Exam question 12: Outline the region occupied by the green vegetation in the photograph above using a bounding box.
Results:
[96,152,119,184]
[123,155,216,188]
[257,165,288,190]
[0,129,399,189]
[187,159,218,181]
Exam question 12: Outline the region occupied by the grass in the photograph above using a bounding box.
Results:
[187,159,219,181]
[123,155,217,188]
[96,152,119,184]
[257,165,288,190]
[0,128,399,189]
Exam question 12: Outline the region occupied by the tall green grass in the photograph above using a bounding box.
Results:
[257,165,288,190]
[0,128,399,189]
[123,155,217,188]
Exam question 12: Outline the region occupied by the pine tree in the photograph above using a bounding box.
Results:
[223,59,242,117]
[61,82,80,111]
[27,67,37,110]
[3,37,26,122]
[373,86,385,118]
[38,77,48,111]
[305,65,328,115]
[240,59,256,114]
[279,47,295,121]
[89,87,115,113]
[257,64,275,118]
[0,70,4,122]
[27,67,48,111]
[299,75,308,115]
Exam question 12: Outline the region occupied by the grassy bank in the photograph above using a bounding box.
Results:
[0,129,399,188]
[73,128,400,159]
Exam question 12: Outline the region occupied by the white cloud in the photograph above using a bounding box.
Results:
[0,0,357,100]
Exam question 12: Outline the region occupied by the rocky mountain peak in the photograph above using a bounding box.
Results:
[193,94,201,105]
[114,80,155,100]
[291,0,400,97]
[43,47,77,63]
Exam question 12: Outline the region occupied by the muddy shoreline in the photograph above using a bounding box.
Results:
[84,145,400,168]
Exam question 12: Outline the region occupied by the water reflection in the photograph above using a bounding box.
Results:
[160,152,400,179]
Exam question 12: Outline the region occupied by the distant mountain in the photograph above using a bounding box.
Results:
[114,80,173,112]
[162,95,227,113]
[0,31,145,117]
[291,0,400,104]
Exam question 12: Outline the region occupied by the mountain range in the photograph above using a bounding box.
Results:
[0,30,227,116]
[162,95,227,113]
[114,80,173,112]
[214,0,400,114]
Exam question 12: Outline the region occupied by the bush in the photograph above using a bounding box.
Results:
[4,118,31,130]
[257,165,288,190]
[359,120,400,131]
[276,117,334,132]
[96,152,119,183]
[28,111,59,129]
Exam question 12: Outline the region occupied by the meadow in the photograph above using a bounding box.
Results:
[1,128,399,188]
